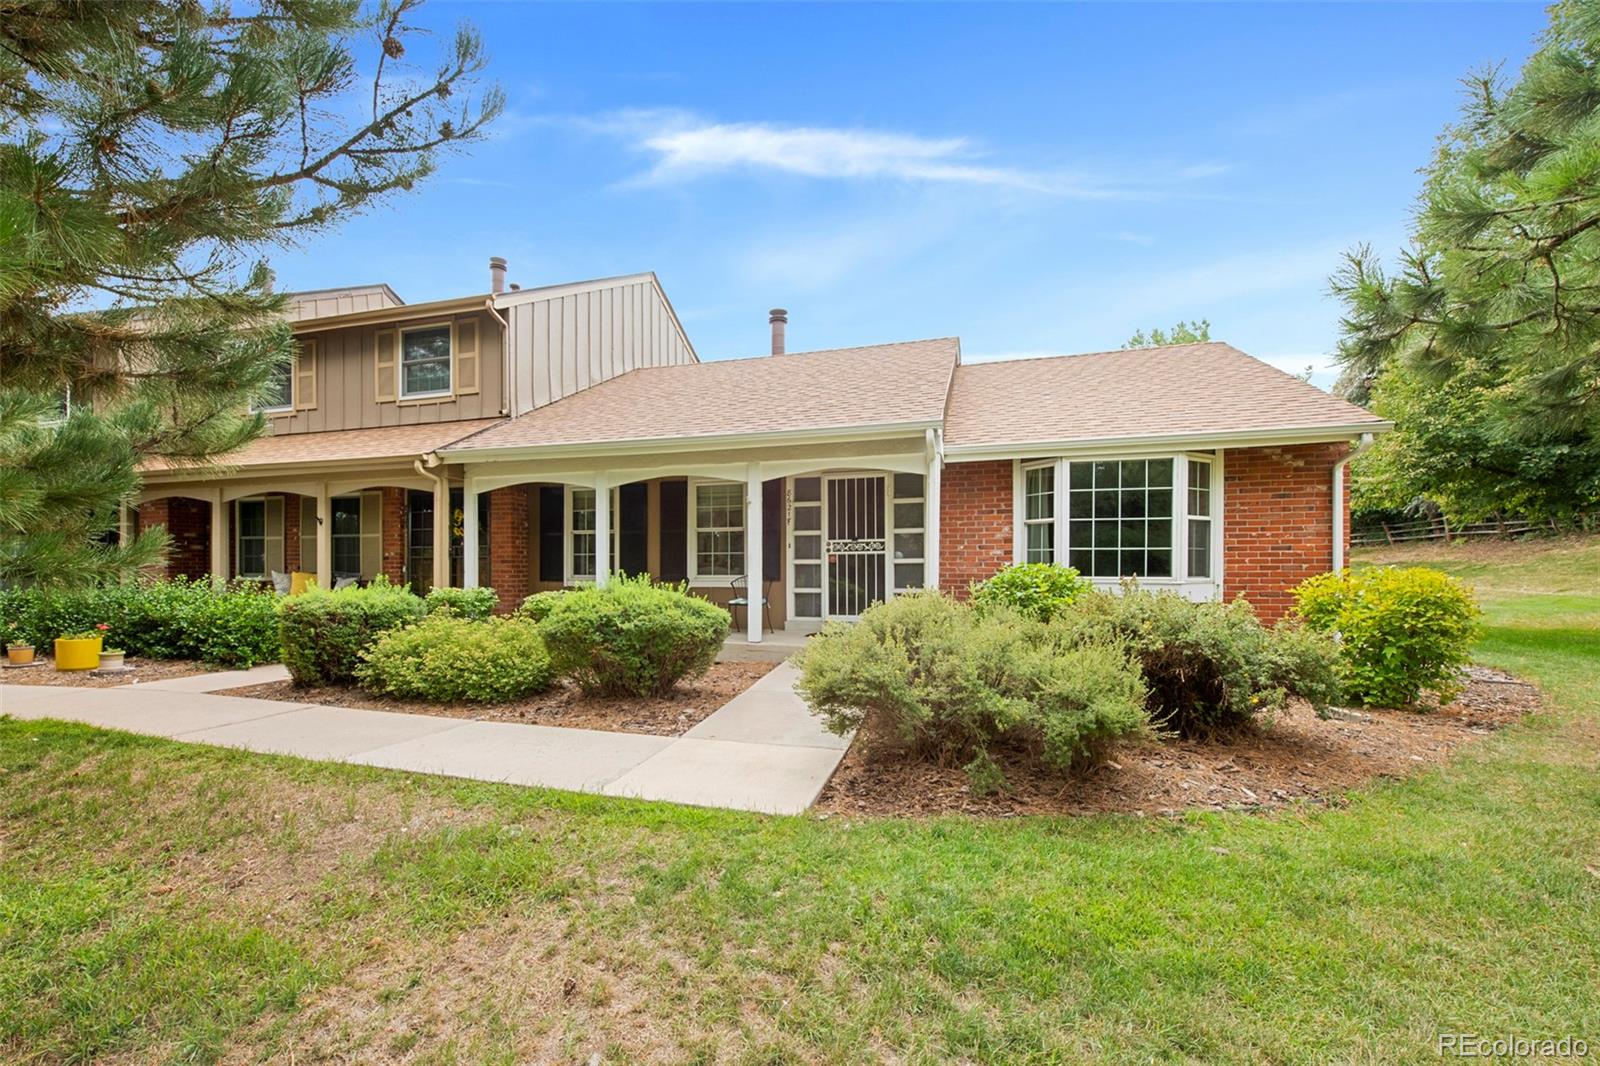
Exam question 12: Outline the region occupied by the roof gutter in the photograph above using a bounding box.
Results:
[941,421,1394,462]
[436,419,942,464]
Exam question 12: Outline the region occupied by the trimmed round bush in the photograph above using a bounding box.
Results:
[279,577,424,686]
[970,562,1090,622]
[1293,567,1481,708]
[424,585,498,621]
[538,574,729,697]
[516,589,569,624]
[356,614,553,702]
[1049,586,1342,736]
[795,590,1148,791]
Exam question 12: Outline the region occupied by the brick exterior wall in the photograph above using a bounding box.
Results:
[487,485,531,613]
[284,494,302,572]
[381,487,408,587]
[138,496,211,579]
[1222,442,1349,622]
[938,460,1014,598]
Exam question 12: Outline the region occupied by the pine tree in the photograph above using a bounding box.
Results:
[1332,0,1600,520]
[1122,319,1211,349]
[0,0,501,588]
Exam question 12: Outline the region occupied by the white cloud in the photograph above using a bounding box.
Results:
[572,109,1226,199]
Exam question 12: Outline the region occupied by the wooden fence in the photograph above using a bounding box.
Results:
[1351,514,1591,547]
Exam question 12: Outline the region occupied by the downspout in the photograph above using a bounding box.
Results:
[1330,433,1375,572]
[485,296,510,417]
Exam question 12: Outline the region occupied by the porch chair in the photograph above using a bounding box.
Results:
[728,575,774,634]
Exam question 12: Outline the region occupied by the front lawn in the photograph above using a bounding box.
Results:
[2,537,1598,1063]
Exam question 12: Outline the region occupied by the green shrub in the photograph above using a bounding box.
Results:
[1293,567,1481,707]
[423,586,499,621]
[0,578,280,666]
[356,615,553,702]
[279,577,424,686]
[1050,586,1342,735]
[795,590,1148,790]
[515,590,569,623]
[970,562,1090,622]
[538,574,729,696]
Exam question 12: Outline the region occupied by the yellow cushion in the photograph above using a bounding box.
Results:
[289,571,315,596]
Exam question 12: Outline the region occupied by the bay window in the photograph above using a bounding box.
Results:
[1017,454,1217,585]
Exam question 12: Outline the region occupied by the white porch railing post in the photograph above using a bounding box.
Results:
[594,473,611,588]
[925,429,942,593]
[746,462,764,643]
[209,489,228,582]
[462,477,480,588]
[315,485,332,589]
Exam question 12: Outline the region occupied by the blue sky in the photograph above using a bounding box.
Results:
[273,1,1546,388]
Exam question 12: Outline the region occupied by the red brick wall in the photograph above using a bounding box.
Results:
[381,487,408,587]
[487,485,531,613]
[138,496,211,580]
[284,494,301,572]
[1223,442,1349,622]
[939,460,1014,598]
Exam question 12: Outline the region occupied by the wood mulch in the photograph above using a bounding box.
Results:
[813,666,1543,818]
[0,657,213,688]
[214,661,777,737]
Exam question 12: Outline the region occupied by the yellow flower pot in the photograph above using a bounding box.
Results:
[54,636,103,671]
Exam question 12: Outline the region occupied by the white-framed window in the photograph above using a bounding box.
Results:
[253,357,293,413]
[790,476,823,617]
[1187,458,1213,579]
[400,324,452,399]
[891,471,926,590]
[1022,463,1056,564]
[236,498,267,578]
[569,488,597,580]
[691,481,745,580]
[331,495,362,578]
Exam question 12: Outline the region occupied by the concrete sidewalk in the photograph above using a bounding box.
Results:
[0,661,846,815]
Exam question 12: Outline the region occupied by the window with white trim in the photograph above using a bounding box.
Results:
[891,472,926,590]
[400,325,452,398]
[1022,464,1056,564]
[1186,458,1213,579]
[568,488,620,580]
[1067,458,1174,579]
[237,499,267,577]
[693,482,745,578]
[253,358,292,413]
[790,477,823,617]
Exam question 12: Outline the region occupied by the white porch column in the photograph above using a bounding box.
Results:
[315,485,332,589]
[462,477,480,588]
[593,473,611,588]
[433,474,451,590]
[746,462,764,643]
[925,429,942,592]
[208,489,228,582]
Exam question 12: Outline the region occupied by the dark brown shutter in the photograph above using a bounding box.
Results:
[657,479,688,583]
[619,482,649,577]
[763,479,781,582]
[538,486,564,583]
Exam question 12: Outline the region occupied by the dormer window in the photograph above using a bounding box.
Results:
[400,324,452,399]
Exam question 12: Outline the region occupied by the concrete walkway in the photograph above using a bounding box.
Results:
[0,662,846,815]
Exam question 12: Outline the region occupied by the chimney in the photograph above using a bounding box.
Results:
[769,308,788,356]
[489,256,507,295]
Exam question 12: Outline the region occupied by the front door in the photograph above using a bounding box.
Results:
[825,475,886,619]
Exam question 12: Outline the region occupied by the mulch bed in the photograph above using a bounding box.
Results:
[813,666,1542,818]
[214,661,777,737]
[0,657,213,688]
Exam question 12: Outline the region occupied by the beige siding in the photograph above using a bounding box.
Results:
[506,277,696,416]
[266,310,505,435]
[285,285,403,322]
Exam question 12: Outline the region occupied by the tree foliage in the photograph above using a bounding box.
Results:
[1333,0,1600,520]
[1123,319,1211,348]
[0,0,501,587]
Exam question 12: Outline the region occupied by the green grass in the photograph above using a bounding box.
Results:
[3,536,1599,1063]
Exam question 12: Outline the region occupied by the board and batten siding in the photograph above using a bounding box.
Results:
[267,309,505,434]
[285,285,403,322]
[505,276,697,416]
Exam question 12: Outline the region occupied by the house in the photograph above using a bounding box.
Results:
[134,258,1390,639]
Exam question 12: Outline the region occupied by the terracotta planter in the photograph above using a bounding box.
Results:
[99,650,126,671]
[6,644,35,666]
[54,636,102,671]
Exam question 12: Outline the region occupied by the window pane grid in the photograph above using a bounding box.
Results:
[694,483,745,578]
[330,495,361,578]
[1023,465,1055,564]
[891,476,924,590]
[401,326,452,397]
[1065,459,1173,578]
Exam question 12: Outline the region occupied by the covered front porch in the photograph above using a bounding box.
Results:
[452,429,944,642]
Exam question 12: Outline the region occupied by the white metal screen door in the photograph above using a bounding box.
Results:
[825,475,886,619]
